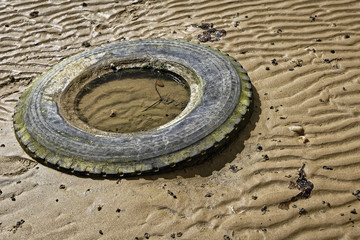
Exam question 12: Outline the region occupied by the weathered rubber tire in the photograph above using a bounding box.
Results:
[13,39,252,176]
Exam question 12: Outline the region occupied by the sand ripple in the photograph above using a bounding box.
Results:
[1,0,360,239]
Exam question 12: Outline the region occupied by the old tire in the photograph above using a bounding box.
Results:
[13,39,252,176]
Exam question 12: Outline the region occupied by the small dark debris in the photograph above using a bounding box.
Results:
[229,165,241,173]
[252,195,258,200]
[82,41,91,47]
[288,68,294,71]
[341,213,345,216]
[0,190,2,195]
[116,179,121,184]
[0,144,5,147]
[256,145,263,152]
[279,164,314,210]
[56,199,59,202]
[59,184,66,189]
[245,15,248,18]
[29,11,39,18]
[331,50,335,54]
[309,15,317,22]
[262,155,269,161]
[11,195,16,201]
[280,117,287,119]
[299,208,307,215]
[271,42,275,45]
[240,50,248,54]
[271,59,278,66]
[98,205,102,211]
[205,193,213,198]
[193,23,213,30]
[36,166,39,169]
[351,209,357,214]
[234,21,239,27]
[144,232,150,239]
[292,204,297,208]
[16,181,21,184]
[198,32,211,42]
[99,230,103,235]
[195,23,226,42]
[352,190,360,200]
[316,39,322,42]
[285,175,292,178]
[343,87,347,91]
[345,34,350,39]
[294,59,303,67]
[11,219,25,233]
[265,67,270,71]
[270,106,274,109]
[276,29,282,34]
[223,235,232,240]
[5,24,9,27]
[261,205,267,213]
[82,2,88,7]
[322,166,333,170]
[170,233,176,238]
[167,190,177,199]
[116,208,121,213]
[261,228,267,232]
[177,232,183,237]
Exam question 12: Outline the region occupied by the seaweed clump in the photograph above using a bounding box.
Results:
[279,164,314,210]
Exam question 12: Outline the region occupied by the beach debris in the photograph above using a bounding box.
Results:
[193,23,227,42]
[351,209,357,214]
[229,165,241,173]
[176,232,183,237]
[278,164,314,210]
[99,230,103,235]
[0,144,4,147]
[144,233,150,239]
[265,67,270,71]
[322,166,333,170]
[11,219,25,233]
[256,145,263,152]
[345,34,350,39]
[205,193,213,198]
[251,195,258,200]
[156,80,164,87]
[299,208,307,215]
[82,41,91,47]
[300,136,309,144]
[167,190,177,199]
[309,15,317,22]
[271,59,278,66]
[29,11,39,18]
[223,235,232,240]
[288,126,304,135]
[116,208,121,213]
[261,205,267,214]
[82,2,88,7]
[110,110,116,117]
[59,184,66,189]
[352,190,360,200]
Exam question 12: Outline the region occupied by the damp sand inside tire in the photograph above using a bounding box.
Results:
[74,69,190,133]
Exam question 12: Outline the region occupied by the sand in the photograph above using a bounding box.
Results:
[1,0,360,239]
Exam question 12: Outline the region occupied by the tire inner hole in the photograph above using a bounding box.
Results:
[75,68,190,133]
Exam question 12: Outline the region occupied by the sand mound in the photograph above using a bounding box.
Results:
[1,0,360,239]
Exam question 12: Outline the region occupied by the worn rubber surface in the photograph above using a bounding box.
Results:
[13,39,252,176]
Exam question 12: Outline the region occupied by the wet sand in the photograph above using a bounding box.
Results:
[1,0,360,239]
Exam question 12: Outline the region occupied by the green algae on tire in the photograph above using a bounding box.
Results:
[13,39,252,176]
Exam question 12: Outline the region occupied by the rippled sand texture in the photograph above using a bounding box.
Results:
[1,0,360,239]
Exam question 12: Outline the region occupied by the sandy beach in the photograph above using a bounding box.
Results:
[1,0,360,239]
